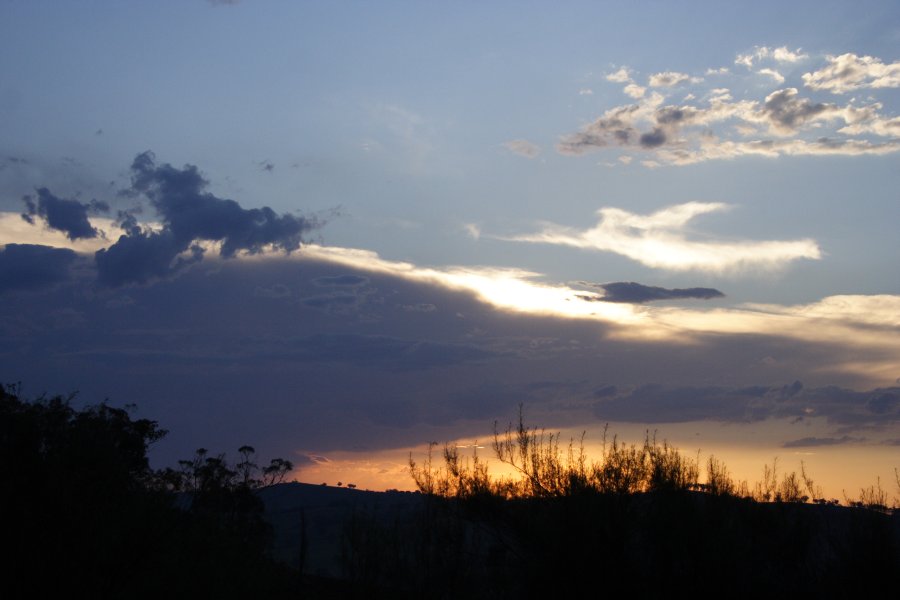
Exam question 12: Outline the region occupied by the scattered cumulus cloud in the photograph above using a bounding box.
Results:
[623,83,646,99]
[560,48,899,165]
[606,67,646,98]
[648,71,691,88]
[758,68,785,83]
[503,202,821,273]
[606,68,633,83]
[736,46,808,68]
[802,53,900,93]
[579,88,594,96]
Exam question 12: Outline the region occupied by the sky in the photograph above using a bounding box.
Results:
[1,0,898,497]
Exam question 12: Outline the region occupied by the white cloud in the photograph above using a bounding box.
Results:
[648,71,690,87]
[706,67,730,76]
[803,53,900,94]
[623,83,646,98]
[502,202,821,273]
[656,137,900,165]
[502,139,541,158]
[606,67,633,83]
[555,70,900,164]
[737,46,808,68]
[579,88,594,96]
[758,68,785,83]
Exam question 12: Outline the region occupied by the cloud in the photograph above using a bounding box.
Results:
[606,68,633,83]
[253,283,291,299]
[606,67,646,98]
[21,188,108,241]
[557,84,900,163]
[2,242,900,471]
[94,151,320,286]
[502,139,541,158]
[736,46,808,68]
[313,274,370,287]
[588,281,725,304]
[579,88,594,96]
[504,202,821,273]
[558,50,899,165]
[758,68,785,83]
[656,137,900,165]
[758,88,838,135]
[0,243,78,294]
[782,435,863,448]
[802,53,900,93]
[648,71,690,88]
[594,382,900,427]
[623,83,646,99]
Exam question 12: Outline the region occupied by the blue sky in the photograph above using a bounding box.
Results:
[1,0,898,492]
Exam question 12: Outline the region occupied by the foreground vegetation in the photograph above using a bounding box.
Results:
[0,384,303,598]
[337,409,899,597]
[410,408,899,509]
[3,385,897,597]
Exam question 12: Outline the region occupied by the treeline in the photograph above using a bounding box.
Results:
[0,384,302,598]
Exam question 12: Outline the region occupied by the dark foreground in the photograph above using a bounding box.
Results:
[263,482,899,598]
[2,386,897,598]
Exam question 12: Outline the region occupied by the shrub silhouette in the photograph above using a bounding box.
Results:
[394,408,900,597]
[1,384,301,597]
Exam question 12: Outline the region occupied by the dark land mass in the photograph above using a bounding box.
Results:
[2,385,898,598]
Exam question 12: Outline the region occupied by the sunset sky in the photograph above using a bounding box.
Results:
[1,0,898,497]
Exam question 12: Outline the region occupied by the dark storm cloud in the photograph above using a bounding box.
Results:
[0,244,78,294]
[21,188,108,240]
[589,281,725,304]
[95,151,320,286]
[782,435,863,448]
